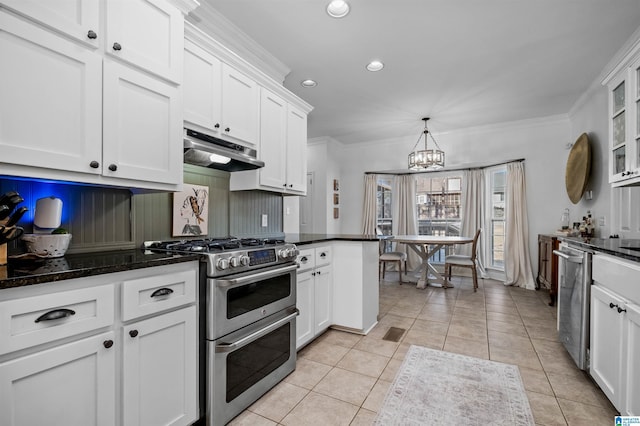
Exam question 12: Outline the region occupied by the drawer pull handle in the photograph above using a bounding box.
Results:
[300,256,308,262]
[151,287,174,298]
[103,340,114,349]
[320,252,327,258]
[34,308,75,323]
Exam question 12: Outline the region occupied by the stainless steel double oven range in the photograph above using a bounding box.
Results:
[146,237,299,426]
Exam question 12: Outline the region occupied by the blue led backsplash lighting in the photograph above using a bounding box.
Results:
[0,177,73,225]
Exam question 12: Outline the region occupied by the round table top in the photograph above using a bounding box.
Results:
[391,235,474,244]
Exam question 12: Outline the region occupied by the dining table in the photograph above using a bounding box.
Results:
[391,235,475,289]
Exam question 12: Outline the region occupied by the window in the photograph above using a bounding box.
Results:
[376,177,393,236]
[415,174,463,262]
[488,168,506,269]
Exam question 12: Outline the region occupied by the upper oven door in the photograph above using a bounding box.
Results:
[207,263,297,340]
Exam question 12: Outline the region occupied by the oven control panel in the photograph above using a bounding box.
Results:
[248,248,277,265]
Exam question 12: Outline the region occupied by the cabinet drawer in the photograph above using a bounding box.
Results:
[315,246,332,267]
[0,284,115,355]
[121,268,197,321]
[592,254,640,305]
[297,248,315,272]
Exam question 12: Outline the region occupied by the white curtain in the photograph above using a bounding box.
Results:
[392,174,420,270]
[362,174,378,234]
[504,162,536,289]
[460,169,487,277]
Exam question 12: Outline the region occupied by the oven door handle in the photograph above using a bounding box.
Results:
[213,264,298,288]
[553,249,584,264]
[215,308,299,353]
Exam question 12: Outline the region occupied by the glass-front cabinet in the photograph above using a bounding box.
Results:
[606,53,640,186]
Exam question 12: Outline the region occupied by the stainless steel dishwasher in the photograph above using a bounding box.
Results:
[553,242,593,370]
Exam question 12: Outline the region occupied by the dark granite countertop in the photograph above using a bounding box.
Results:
[0,249,201,290]
[285,233,381,246]
[559,236,640,263]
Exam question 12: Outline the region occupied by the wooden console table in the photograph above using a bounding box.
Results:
[537,234,559,306]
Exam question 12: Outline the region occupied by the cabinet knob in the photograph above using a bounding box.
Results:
[113,42,122,51]
[214,123,220,129]
[103,340,114,349]
[609,302,617,309]
[129,330,139,338]
[108,164,117,172]
[225,127,230,132]
[90,160,100,169]
[289,184,293,188]
[87,30,97,39]
[617,306,627,314]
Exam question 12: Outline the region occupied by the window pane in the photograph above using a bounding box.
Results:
[489,169,506,270]
[613,81,625,113]
[415,174,463,263]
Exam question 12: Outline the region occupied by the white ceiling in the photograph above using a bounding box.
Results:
[201,0,640,144]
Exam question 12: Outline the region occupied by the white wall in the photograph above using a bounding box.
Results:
[307,137,342,234]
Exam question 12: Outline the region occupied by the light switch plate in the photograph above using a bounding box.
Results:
[261,214,268,227]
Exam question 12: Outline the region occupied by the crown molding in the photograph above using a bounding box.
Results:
[186,1,290,84]
[600,24,640,85]
[167,0,200,15]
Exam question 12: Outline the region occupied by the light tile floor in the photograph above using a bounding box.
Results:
[229,275,618,426]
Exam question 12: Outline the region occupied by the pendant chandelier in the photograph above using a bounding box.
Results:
[408,117,445,170]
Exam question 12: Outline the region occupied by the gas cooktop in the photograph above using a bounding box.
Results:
[144,237,287,253]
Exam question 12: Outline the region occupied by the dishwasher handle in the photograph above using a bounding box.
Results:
[553,249,584,264]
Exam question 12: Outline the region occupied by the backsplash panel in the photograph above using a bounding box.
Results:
[230,190,282,237]
[1,166,283,254]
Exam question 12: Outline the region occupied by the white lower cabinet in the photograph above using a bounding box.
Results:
[0,331,117,426]
[0,261,199,426]
[296,246,332,349]
[590,253,640,415]
[122,306,197,426]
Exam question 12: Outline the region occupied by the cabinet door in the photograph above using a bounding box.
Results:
[624,302,640,415]
[609,71,630,183]
[0,332,116,426]
[183,39,222,132]
[590,285,625,408]
[0,0,100,47]
[286,104,308,193]
[122,306,197,426]
[103,60,182,186]
[0,10,102,175]
[296,270,314,349]
[314,265,333,334]
[221,64,259,146]
[105,0,183,83]
[259,89,288,190]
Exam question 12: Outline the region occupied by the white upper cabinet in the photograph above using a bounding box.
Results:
[604,48,640,186]
[103,60,182,185]
[0,0,100,47]
[105,0,183,84]
[183,39,259,147]
[0,10,102,175]
[0,0,195,191]
[229,88,308,195]
[183,40,221,132]
[286,104,308,193]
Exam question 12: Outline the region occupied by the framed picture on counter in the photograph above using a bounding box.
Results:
[173,183,209,236]
[333,179,339,191]
[333,193,339,205]
[333,208,339,219]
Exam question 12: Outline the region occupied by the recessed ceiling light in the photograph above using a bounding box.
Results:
[326,0,350,18]
[300,79,318,88]
[366,60,384,72]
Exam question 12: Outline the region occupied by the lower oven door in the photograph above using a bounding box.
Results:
[208,263,297,339]
[207,306,298,426]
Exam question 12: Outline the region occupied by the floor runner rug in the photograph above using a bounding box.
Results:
[374,345,535,425]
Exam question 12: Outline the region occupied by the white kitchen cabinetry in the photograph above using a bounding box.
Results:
[296,245,332,349]
[183,39,259,146]
[0,0,196,191]
[105,0,183,84]
[590,253,640,415]
[603,47,640,186]
[0,261,199,426]
[332,241,379,334]
[230,88,308,195]
[0,332,117,426]
[0,0,100,47]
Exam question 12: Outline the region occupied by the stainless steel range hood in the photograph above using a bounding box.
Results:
[183,128,264,172]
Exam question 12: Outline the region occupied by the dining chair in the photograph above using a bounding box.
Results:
[444,229,482,291]
[379,239,407,284]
